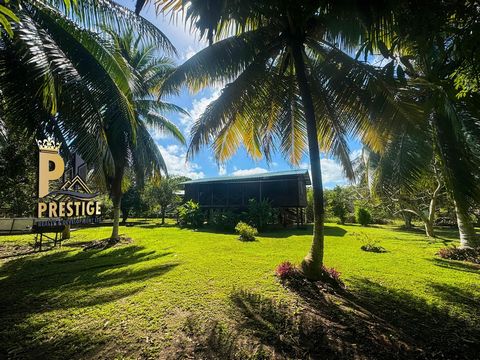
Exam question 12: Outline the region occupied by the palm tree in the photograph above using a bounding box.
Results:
[369,2,480,247]
[87,30,186,240]
[365,131,445,238]
[141,0,417,279]
[0,0,181,240]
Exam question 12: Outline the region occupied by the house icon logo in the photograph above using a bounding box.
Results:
[36,138,101,219]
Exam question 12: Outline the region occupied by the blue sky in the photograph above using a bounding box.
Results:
[118,0,362,188]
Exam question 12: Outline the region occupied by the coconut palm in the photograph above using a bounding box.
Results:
[0,0,181,240]
[140,0,418,279]
[90,29,186,240]
[368,2,480,247]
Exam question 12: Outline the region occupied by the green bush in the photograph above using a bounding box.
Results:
[177,200,204,228]
[246,199,274,230]
[235,221,258,241]
[209,210,239,231]
[356,207,372,226]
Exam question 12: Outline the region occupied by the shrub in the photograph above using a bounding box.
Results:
[356,207,372,226]
[275,261,298,280]
[177,200,204,228]
[437,246,480,264]
[353,232,387,253]
[209,210,239,231]
[246,199,274,230]
[235,221,258,241]
[321,265,341,282]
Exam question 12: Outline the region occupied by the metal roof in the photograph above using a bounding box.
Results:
[181,169,311,185]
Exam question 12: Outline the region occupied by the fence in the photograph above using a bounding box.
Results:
[0,218,35,234]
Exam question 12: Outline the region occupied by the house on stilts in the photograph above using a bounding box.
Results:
[181,169,311,226]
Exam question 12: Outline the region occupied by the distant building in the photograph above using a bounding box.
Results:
[181,169,311,226]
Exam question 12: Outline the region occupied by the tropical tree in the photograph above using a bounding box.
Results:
[328,185,351,225]
[144,176,182,224]
[0,0,181,240]
[0,123,37,217]
[121,184,146,224]
[373,142,445,238]
[372,3,480,247]
[140,0,416,279]
[88,30,186,240]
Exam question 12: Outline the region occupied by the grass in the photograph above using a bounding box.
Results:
[0,221,479,359]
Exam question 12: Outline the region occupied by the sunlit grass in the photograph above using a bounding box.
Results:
[0,220,478,358]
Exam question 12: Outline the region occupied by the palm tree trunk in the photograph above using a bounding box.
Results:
[454,200,478,248]
[110,170,124,241]
[291,41,325,280]
[424,180,441,238]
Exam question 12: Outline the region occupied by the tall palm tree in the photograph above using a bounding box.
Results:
[92,29,186,240]
[141,0,417,279]
[370,2,480,247]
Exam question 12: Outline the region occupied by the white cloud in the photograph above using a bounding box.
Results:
[300,158,347,187]
[218,164,227,176]
[232,167,268,176]
[158,144,204,180]
[181,45,201,60]
[180,88,222,136]
[319,159,347,184]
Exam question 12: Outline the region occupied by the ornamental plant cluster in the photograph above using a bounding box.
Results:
[235,221,258,241]
[437,246,480,264]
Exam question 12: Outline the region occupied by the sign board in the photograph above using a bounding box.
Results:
[36,138,101,227]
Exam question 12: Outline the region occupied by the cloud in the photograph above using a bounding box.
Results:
[218,164,227,176]
[181,45,202,60]
[300,158,347,187]
[319,159,347,184]
[231,167,268,176]
[158,144,204,180]
[180,88,221,136]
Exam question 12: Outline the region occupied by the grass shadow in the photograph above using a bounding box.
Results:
[429,257,480,274]
[390,225,458,243]
[215,279,480,359]
[0,245,179,358]
[347,278,480,359]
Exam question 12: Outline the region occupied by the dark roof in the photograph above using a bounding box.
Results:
[181,169,311,185]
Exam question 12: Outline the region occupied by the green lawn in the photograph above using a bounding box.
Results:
[1,222,479,359]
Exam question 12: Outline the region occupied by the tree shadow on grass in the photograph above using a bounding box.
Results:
[347,278,480,359]
[428,257,480,274]
[135,222,178,229]
[0,245,179,359]
[195,279,480,359]
[390,226,457,244]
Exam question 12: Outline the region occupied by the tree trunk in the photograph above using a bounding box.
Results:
[424,220,435,238]
[454,200,478,248]
[110,170,124,241]
[161,208,166,225]
[291,41,325,280]
[424,180,441,238]
[403,212,412,229]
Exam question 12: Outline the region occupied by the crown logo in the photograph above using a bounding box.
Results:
[37,137,61,153]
